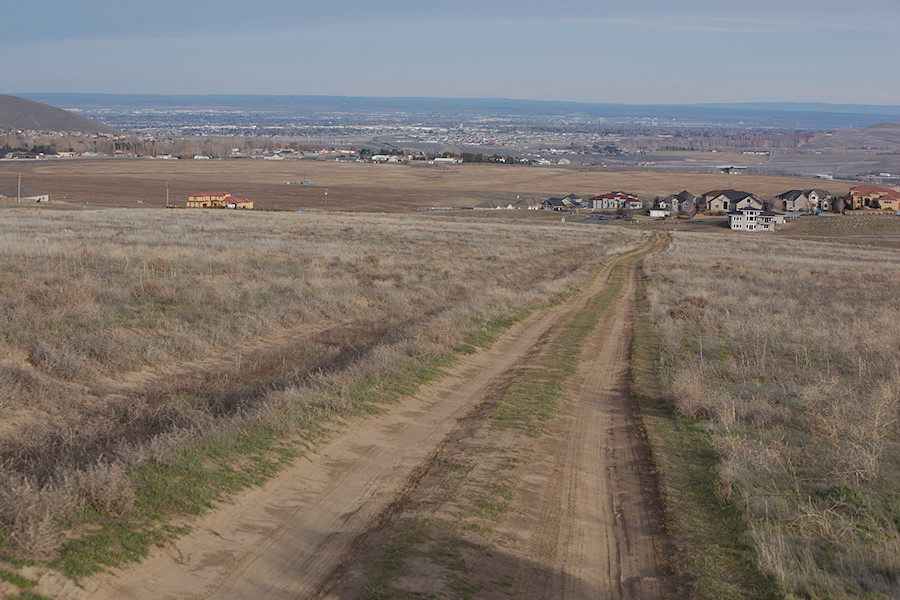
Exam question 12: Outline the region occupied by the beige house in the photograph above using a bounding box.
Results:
[776,189,833,212]
[704,190,763,213]
[849,185,895,209]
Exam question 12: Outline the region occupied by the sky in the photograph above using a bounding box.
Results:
[4,0,900,105]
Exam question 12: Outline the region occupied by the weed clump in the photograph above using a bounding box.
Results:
[647,232,900,598]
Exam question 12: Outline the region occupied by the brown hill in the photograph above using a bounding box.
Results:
[805,122,900,153]
[0,95,120,134]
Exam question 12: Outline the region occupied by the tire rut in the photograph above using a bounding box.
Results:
[42,247,642,600]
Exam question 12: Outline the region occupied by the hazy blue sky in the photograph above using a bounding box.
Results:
[5,0,899,104]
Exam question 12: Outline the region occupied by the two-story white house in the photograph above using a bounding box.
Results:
[727,207,785,231]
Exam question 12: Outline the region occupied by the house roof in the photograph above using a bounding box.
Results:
[591,191,637,201]
[850,185,890,195]
[189,191,229,197]
[712,190,756,201]
[474,199,511,209]
[776,189,806,201]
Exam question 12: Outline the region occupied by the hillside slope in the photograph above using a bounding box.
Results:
[0,95,119,134]
[805,122,900,152]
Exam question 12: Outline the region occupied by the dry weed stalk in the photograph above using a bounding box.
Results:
[0,206,646,560]
[647,231,900,597]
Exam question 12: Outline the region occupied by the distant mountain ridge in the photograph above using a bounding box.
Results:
[0,95,120,134]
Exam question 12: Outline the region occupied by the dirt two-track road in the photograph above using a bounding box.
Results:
[47,236,674,600]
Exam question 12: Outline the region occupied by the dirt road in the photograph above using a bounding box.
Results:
[46,237,669,599]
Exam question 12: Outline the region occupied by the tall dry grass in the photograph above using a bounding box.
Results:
[0,205,645,558]
[646,232,900,598]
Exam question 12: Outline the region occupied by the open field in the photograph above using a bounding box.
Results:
[643,231,900,598]
[38,235,670,600]
[649,151,771,164]
[0,159,853,211]
[0,205,657,596]
[2,185,898,599]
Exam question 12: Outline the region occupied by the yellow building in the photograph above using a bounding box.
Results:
[186,191,253,209]
[187,191,229,208]
[849,185,892,209]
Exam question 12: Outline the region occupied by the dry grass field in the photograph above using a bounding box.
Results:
[0,159,852,211]
[0,204,645,575]
[645,231,900,598]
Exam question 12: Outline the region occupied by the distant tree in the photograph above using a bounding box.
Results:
[833,196,847,213]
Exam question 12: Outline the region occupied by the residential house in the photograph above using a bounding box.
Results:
[849,185,894,209]
[589,191,639,211]
[735,195,764,211]
[542,197,568,211]
[187,191,229,207]
[703,190,762,213]
[474,199,515,210]
[727,208,785,231]
[878,189,900,211]
[224,197,254,209]
[186,191,253,209]
[511,198,543,210]
[662,190,698,215]
[542,194,583,211]
[776,189,833,212]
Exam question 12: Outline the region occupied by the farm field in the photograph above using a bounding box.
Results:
[0,158,852,211]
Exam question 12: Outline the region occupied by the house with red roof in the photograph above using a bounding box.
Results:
[589,192,640,211]
[849,185,900,210]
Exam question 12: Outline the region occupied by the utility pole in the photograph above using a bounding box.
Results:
[166,181,169,208]
[17,173,21,203]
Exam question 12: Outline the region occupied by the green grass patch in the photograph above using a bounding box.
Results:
[0,570,37,589]
[7,592,54,600]
[461,308,531,349]
[361,522,431,600]
[490,249,641,435]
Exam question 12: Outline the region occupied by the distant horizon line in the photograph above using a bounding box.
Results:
[9,92,900,111]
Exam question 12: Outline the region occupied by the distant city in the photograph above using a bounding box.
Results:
[7,94,900,183]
